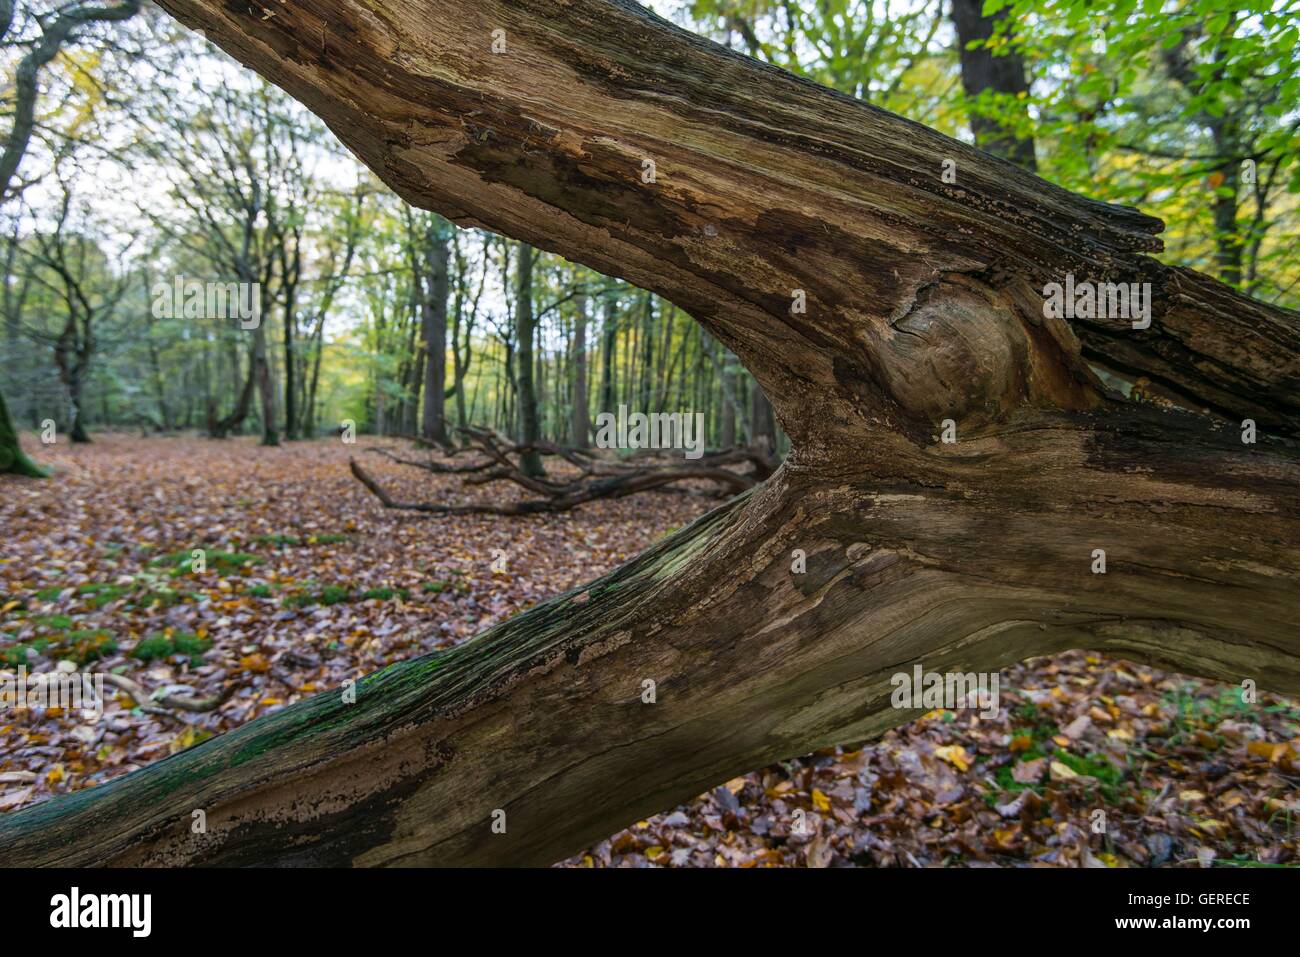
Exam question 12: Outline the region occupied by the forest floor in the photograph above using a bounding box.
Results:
[2,434,1297,867]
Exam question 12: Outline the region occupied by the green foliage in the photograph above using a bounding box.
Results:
[0,628,116,666]
[319,585,351,605]
[253,534,301,547]
[58,629,118,664]
[130,631,211,665]
[151,550,261,575]
[283,583,410,607]
[76,583,130,608]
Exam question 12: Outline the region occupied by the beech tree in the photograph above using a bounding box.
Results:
[1,0,1297,867]
[0,387,44,475]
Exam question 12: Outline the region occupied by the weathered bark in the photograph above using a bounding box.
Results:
[3,0,1298,868]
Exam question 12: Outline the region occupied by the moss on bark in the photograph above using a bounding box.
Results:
[0,388,47,478]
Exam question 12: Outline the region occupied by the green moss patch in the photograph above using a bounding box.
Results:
[130,631,211,665]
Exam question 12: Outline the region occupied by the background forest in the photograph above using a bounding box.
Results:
[0,0,1296,450]
[1,0,1299,869]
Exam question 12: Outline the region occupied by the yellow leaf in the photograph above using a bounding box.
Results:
[46,764,65,786]
[238,653,270,673]
[1049,761,1078,782]
[811,788,831,812]
[1179,790,1206,802]
[169,725,213,754]
[934,745,971,772]
[1,600,19,613]
[1009,734,1032,753]
[645,845,665,861]
[1247,741,1289,763]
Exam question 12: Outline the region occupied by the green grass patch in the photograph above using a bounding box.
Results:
[283,583,408,607]
[252,534,302,548]
[1,638,49,666]
[319,585,351,605]
[130,631,212,666]
[57,629,117,664]
[76,583,130,608]
[151,549,262,576]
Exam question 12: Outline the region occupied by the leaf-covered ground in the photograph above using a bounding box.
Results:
[2,435,1297,866]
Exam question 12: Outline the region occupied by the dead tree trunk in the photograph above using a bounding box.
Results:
[2,0,1298,867]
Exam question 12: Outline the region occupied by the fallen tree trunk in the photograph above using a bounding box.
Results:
[1,0,1298,867]
[353,426,764,513]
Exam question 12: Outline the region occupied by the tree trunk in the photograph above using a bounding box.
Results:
[0,387,46,477]
[514,243,545,477]
[253,320,279,447]
[950,0,1037,171]
[748,384,777,454]
[283,278,299,440]
[421,219,452,446]
[207,354,256,439]
[599,284,617,415]
[4,0,1298,868]
[305,318,324,436]
[570,290,590,447]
